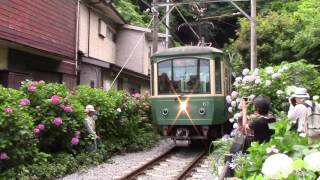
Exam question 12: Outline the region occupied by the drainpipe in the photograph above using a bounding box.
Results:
[75,0,80,76]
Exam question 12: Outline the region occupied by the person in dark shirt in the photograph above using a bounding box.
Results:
[241,95,276,143]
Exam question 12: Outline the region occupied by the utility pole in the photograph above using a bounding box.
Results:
[250,0,257,70]
[165,0,170,48]
[152,0,159,54]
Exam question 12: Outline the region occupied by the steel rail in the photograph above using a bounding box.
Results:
[176,150,207,180]
[119,146,178,180]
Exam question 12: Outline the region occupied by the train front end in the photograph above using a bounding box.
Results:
[150,46,231,142]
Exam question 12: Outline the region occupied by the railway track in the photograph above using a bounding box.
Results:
[118,146,207,180]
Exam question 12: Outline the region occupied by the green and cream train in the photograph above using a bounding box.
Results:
[150,46,232,142]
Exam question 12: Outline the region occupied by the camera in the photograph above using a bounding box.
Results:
[242,97,248,102]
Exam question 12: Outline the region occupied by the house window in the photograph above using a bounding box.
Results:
[98,19,107,38]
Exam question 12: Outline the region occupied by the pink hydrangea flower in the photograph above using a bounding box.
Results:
[0,152,9,160]
[36,123,45,130]
[64,106,73,113]
[38,80,45,84]
[33,128,40,135]
[20,98,30,105]
[28,85,37,92]
[60,104,65,109]
[52,117,63,126]
[4,107,13,113]
[51,95,60,105]
[133,93,141,98]
[74,130,81,137]
[71,137,79,145]
[64,97,68,102]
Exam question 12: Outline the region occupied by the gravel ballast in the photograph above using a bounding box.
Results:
[61,139,216,180]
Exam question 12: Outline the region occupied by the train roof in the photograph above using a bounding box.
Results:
[151,46,223,62]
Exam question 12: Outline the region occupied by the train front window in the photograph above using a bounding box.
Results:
[158,59,210,94]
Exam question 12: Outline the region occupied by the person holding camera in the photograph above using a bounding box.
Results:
[288,88,312,133]
[241,95,276,143]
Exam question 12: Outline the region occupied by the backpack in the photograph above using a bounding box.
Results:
[305,102,320,138]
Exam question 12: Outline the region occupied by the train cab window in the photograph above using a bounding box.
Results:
[215,59,222,94]
[158,59,210,94]
[158,60,172,94]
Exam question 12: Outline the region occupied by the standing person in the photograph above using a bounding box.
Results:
[288,88,312,133]
[84,105,98,152]
[242,95,276,143]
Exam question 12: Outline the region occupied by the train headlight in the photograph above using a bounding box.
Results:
[162,108,169,116]
[180,101,187,111]
[199,107,206,116]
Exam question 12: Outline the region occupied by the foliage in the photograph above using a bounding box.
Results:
[20,80,86,153]
[75,86,159,151]
[234,116,320,179]
[0,86,38,172]
[0,83,160,179]
[113,0,152,27]
[227,61,320,122]
[209,137,233,176]
[227,0,320,72]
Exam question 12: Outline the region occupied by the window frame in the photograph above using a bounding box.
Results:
[157,58,211,95]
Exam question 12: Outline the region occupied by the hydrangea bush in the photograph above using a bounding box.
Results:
[0,86,38,172]
[227,60,320,124]
[20,80,86,152]
[221,60,320,179]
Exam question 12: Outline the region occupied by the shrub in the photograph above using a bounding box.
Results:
[227,60,320,124]
[0,86,38,172]
[20,80,86,153]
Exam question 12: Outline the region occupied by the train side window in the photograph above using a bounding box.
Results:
[158,60,172,94]
[215,59,222,94]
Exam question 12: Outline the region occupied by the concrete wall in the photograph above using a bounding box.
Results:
[79,3,116,64]
[116,29,145,74]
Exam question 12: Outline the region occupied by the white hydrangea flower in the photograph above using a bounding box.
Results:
[226,96,232,104]
[231,101,237,107]
[255,78,261,85]
[272,73,281,79]
[265,66,274,75]
[265,80,272,86]
[236,98,241,103]
[229,118,235,123]
[276,90,284,96]
[253,68,259,76]
[116,108,122,112]
[242,76,249,84]
[242,68,250,76]
[249,95,256,101]
[304,152,320,172]
[247,75,255,82]
[233,123,238,129]
[231,91,238,99]
[313,95,319,101]
[228,107,233,113]
[261,153,293,179]
[235,77,242,83]
[233,112,241,120]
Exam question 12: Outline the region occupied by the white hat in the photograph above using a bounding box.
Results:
[85,105,95,112]
[291,88,310,98]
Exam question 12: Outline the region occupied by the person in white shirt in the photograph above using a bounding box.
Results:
[84,105,98,152]
[288,88,312,133]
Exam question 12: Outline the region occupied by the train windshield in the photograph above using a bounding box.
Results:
[158,59,210,94]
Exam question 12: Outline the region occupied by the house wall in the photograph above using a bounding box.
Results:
[78,3,116,64]
[116,29,145,74]
[0,0,77,61]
